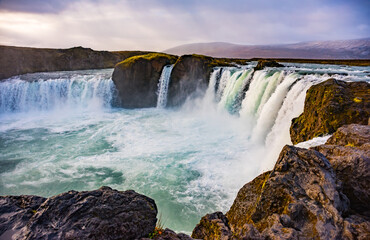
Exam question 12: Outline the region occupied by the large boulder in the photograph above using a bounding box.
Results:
[290,79,370,144]
[112,53,178,108]
[313,124,370,216]
[195,145,360,239]
[0,186,157,240]
[167,54,239,107]
[0,195,46,239]
[191,212,232,240]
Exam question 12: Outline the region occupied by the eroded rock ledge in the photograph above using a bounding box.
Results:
[290,79,370,144]
[192,124,370,239]
[0,187,158,240]
[112,53,247,108]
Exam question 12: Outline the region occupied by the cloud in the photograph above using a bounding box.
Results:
[0,0,369,51]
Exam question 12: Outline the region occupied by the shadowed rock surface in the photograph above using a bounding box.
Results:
[112,53,178,108]
[192,212,232,240]
[142,228,194,240]
[167,54,246,107]
[0,195,46,240]
[290,79,370,144]
[313,124,370,217]
[193,144,370,239]
[0,186,157,240]
[254,60,284,71]
[0,45,153,80]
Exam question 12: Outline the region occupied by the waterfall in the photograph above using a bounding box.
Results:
[218,69,253,114]
[205,67,329,169]
[0,74,115,113]
[156,65,174,108]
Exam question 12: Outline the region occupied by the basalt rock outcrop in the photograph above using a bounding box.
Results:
[313,124,370,217]
[290,78,370,144]
[0,45,152,80]
[253,59,284,71]
[0,186,157,240]
[112,53,178,108]
[167,55,246,107]
[193,123,370,239]
[192,212,232,240]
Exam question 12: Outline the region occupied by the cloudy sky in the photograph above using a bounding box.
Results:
[0,0,369,51]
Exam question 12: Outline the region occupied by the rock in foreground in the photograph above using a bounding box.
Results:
[313,124,370,216]
[0,186,157,240]
[193,143,370,239]
[290,79,370,144]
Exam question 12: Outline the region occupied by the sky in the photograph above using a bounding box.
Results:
[0,0,369,51]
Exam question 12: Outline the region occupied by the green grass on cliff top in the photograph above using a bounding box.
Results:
[116,53,178,67]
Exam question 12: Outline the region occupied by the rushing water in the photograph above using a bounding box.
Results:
[157,65,174,108]
[0,64,369,233]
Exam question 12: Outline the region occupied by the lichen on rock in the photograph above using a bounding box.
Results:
[112,53,178,108]
[290,78,370,144]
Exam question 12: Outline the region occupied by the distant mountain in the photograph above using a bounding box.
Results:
[164,38,370,59]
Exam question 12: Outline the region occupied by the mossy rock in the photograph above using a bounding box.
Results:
[290,78,370,144]
[167,54,247,107]
[254,59,284,71]
[112,53,178,108]
[222,145,349,239]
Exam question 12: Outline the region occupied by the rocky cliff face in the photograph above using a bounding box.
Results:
[290,79,370,144]
[112,53,178,108]
[0,187,158,240]
[167,54,246,107]
[192,124,369,239]
[313,124,370,217]
[112,53,246,108]
[167,54,217,107]
[0,45,152,80]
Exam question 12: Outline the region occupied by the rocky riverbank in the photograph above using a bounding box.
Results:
[192,124,369,239]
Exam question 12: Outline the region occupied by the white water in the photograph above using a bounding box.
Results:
[0,70,114,113]
[0,64,369,233]
[156,65,174,108]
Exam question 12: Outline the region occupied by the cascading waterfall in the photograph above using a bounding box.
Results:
[218,69,253,114]
[0,74,114,113]
[206,66,332,169]
[156,65,174,108]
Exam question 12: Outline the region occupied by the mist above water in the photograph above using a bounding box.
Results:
[0,63,368,233]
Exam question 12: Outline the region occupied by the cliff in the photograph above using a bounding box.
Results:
[112,53,178,108]
[0,45,152,80]
[290,79,370,144]
[112,53,247,108]
[193,124,370,239]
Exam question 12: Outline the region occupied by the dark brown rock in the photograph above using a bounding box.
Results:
[167,54,236,107]
[313,124,370,216]
[0,45,153,80]
[1,186,157,240]
[191,212,232,240]
[226,171,271,236]
[342,215,370,240]
[143,228,193,240]
[254,60,284,71]
[112,53,178,108]
[224,145,350,239]
[290,79,370,144]
[0,195,46,239]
